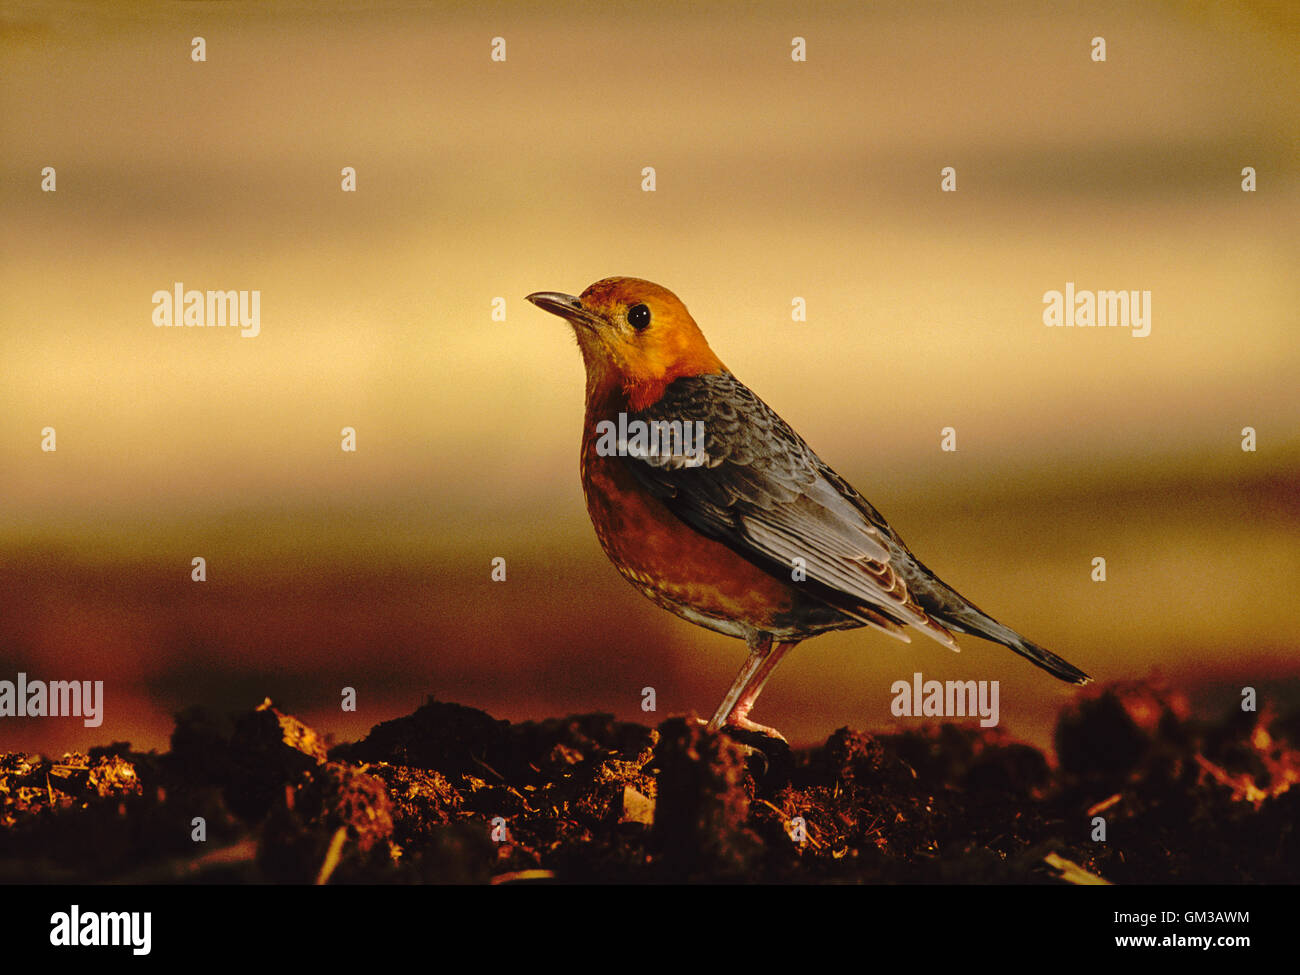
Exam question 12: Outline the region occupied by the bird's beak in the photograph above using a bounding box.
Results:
[526,291,603,331]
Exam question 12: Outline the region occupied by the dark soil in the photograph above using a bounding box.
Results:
[2,681,1295,883]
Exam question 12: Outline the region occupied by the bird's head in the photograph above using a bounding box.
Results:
[527,277,725,405]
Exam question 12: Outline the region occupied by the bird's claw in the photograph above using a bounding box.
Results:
[724,715,788,745]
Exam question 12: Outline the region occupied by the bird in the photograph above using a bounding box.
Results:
[526,277,1091,741]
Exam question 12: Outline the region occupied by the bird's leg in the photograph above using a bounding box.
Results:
[707,635,798,742]
[706,633,771,733]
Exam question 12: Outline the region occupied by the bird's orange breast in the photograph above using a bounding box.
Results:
[578,414,805,637]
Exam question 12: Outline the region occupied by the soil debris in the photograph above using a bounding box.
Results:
[1,684,1294,883]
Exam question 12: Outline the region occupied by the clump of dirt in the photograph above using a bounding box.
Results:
[1,683,1294,883]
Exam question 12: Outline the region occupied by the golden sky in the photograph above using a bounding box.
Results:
[1,1,1297,753]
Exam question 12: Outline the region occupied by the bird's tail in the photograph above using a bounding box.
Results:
[958,615,1092,685]
[896,551,1092,685]
[1001,628,1092,685]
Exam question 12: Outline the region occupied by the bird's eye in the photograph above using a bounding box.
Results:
[627,303,651,331]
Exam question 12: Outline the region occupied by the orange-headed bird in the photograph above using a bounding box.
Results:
[527,277,1090,740]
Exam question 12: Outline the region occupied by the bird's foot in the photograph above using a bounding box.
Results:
[694,713,786,749]
[723,718,793,788]
[691,715,792,786]
[722,714,788,745]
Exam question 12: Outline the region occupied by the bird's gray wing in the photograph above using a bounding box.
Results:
[614,372,958,648]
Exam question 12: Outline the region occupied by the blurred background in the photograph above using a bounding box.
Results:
[1,0,1296,756]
